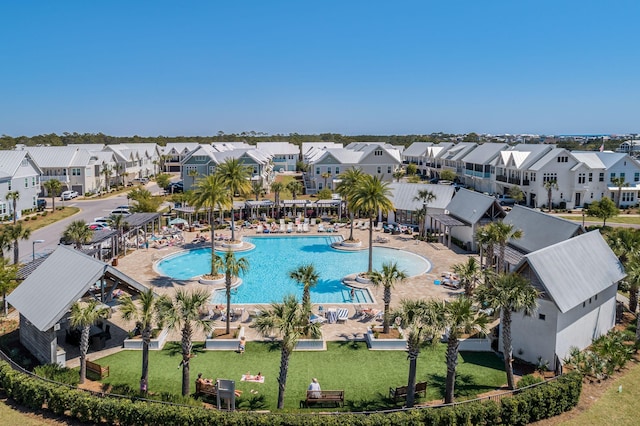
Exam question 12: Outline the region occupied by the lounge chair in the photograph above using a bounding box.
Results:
[287,223,293,233]
[361,221,370,230]
[362,309,381,321]
[302,223,309,232]
[233,307,245,322]
[336,308,349,323]
[256,224,264,234]
[310,313,327,324]
[374,222,383,232]
[317,224,325,232]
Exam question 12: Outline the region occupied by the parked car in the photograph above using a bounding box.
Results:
[165,181,184,193]
[88,222,111,231]
[61,190,78,200]
[36,198,47,211]
[94,217,110,224]
[110,208,132,216]
[496,195,516,206]
[133,177,149,185]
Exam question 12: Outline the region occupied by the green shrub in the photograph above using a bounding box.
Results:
[517,374,543,389]
[34,363,79,386]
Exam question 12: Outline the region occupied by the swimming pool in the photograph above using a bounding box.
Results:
[155,236,431,305]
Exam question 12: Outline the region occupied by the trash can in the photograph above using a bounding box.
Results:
[112,258,118,266]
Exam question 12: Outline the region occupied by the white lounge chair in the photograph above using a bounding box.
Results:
[297,223,303,233]
[374,222,383,232]
[337,308,349,323]
[361,221,370,230]
[302,223,309,232]
[256,224,264,233]
[317,223,325,232]
[309,313,327,324]
[287,223,293,233]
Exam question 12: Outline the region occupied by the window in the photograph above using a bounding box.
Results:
[318,183,323,190]
[71,168,81,176]
[387,166,392,174]
[24,178,28,188]
[635,173,639,182]
[335,167,339,175]
[7,181,11,190]
[316,167,320,175]
[32,196,36,206]
[327,167,331,175]
[621,173,626,180]
[578,173,585,184]
[209,166,216,174]
[194,155,207,161]
[542,173,557,182]
[610,173,615,182]
[32,177,36,186]
[538,314,546,320]
[588,173,593,182]
[599,173,604,182]
[0,203,6,215]
[377,166,381,173]
[374,149,383,156]
[557,156,568,163]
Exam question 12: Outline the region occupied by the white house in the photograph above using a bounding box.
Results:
[401,142,432,177]
[387,182,455,227]
[509,231,625,369]
[461,143,509,193]
[162,142,200,173]
[0,150,42,220]
[256,142,299,172]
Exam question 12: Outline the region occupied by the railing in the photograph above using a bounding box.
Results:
[508,177,520,184]
[40,175,69,182]
[496,175,507,182]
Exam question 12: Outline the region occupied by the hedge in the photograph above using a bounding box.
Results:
[0,361,582,425]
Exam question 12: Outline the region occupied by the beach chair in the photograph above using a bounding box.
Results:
[256,224,264,234]
[361,221,370,230]
[374,222,383,232]
[302,223,309,232]
[310,313,327,324]
[297,223,303,233]
[336,308,349,323]
[317,223,325,232]
[287,223,293,233]
[280,222,287,233]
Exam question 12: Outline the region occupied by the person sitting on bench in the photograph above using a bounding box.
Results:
[308,377,321,398]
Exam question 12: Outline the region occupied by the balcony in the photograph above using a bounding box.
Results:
[40,175,69,182]
[522,180,530,186]
[496,175,507,182]
[508,177,520,185]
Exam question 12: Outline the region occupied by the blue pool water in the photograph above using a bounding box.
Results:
[155,236,431,305]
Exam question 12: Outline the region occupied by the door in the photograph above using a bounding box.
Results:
[575,192,581,207]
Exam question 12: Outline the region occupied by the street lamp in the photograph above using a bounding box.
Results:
[32,239,45,261]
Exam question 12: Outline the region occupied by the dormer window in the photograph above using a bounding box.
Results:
[374,149,383,156]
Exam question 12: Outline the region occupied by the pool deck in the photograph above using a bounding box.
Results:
[109,226,472,345]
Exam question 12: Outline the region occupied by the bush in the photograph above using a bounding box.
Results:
[41,211,48,216]
[517,374,543,389]
[34,363,79,386]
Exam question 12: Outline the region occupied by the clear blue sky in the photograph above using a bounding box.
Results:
[1,1,639,137]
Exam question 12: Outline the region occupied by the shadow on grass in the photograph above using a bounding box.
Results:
[336,340,365,350]
[164,342,208,359]
[427,372,498,399]
[344,392,401,412]
[459,351,504,371]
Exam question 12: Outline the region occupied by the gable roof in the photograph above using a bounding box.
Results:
[445,188,505,224]
[256,142,300,155]
[461,143,509,165]
[442,142,477,161]
[7,246,149,331]
[504,205,584,253]
[163,142,200,155]
[402,142,432,157]
[520,231,625,313]
[388,183,455,211]
[0,150,41,178]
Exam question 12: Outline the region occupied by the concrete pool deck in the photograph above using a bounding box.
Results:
[109,226,473,345]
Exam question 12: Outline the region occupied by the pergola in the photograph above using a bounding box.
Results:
[428,214,466,248]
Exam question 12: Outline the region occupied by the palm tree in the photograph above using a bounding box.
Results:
[101,164,113,192]
[215,158,252,242]
[370,262,407,334]
[5,191,20,223]
[109,214,128,257]
[289,264,320,312]
[624,258,640,314]
[606,228,640,265]
[321,172,331,188]
[43,179,62,211]
[611,176,627,208]
[543,179,559,212]
[476,272,539,389]
[253,294,321,409]
[475,224,497,271]
[393,299,440,408]
[4,223,31,264]
[270,181,284,219]
[440,297,489,403]
[350,175,394,273]
[63,220,93,250]
[114,164,124,187]
[0,257,19,316]
[69,300,110,384]
[156,289,212,396]
[250,179,264,201]
[119,289,164,388]
[187,169,199,188]
[392,168,405,182]
[189,174,230,253]
[336,168,364,242]
[452,256,481,297]
[220,250,249,334]
[413,189,436,238]
[487,221,523,273]
[286,180,304,216]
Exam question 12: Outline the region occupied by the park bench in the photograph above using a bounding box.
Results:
[303,390,344,408]
[195,381,218,398]
[389,381,427,402]
[86,360,109,380]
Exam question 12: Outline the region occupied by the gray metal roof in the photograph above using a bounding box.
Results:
[388,183,455,211]
[521,231,625,313]
[402,142,432,157]
[121,212,161,228]
[461,142,508,165]
[504,205,584,253]
[446,189,505,224]
[7,246,149,331]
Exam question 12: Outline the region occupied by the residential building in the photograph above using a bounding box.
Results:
[0,150,42,220]
[387,182,455,227]
[161,142,200,173]
[256,142,300,172]
[401,142,432,177]
[461,143,509,193]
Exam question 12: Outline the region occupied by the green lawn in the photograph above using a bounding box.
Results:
[97,341,506,411]
[559,215,640,225]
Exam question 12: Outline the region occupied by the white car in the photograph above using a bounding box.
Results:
[110,208,132,216]
[61,190,78,200]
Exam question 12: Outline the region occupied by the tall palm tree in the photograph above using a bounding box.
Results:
[215,158,252,242]
[156,289,212,396]
[69,300,110,384]
[543,179,558,212]
[253,294,321,409]
[63,220,93,250]
[413,189,436,238]
[114,164,124,187]
[611,176,627,208]
[336,168,364,242]
[187,169,199,188]
[440,297,489,403]
[286,180,304,216]
[108,214,128,257]
[251,179,264,201]
[5,191,20,224]
[220,250,249,334]
[101,164,113,192]
[476,272,539,389]
[350,175,394,273]
[606,228,640,265]
[486,221,523,273]
[189,174,230,253]
[4,223,31,264]
[370,262,407,334]
[452,256,481,297]
[270,181,284,218]
[119,289,164,388]
[624,258,640,314]
[0,257,19,316]
[289,264,320,312]
[393,299,440,408]
[43,179,62,212]
[475,224,498,271]
[321,172,331,188]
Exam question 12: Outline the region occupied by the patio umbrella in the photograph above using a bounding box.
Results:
[169,217,188,225]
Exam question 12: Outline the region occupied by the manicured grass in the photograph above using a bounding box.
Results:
[18,207,80,231]
[559,215,640,225]
[97,341,506,411]
[0,400,49,426]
